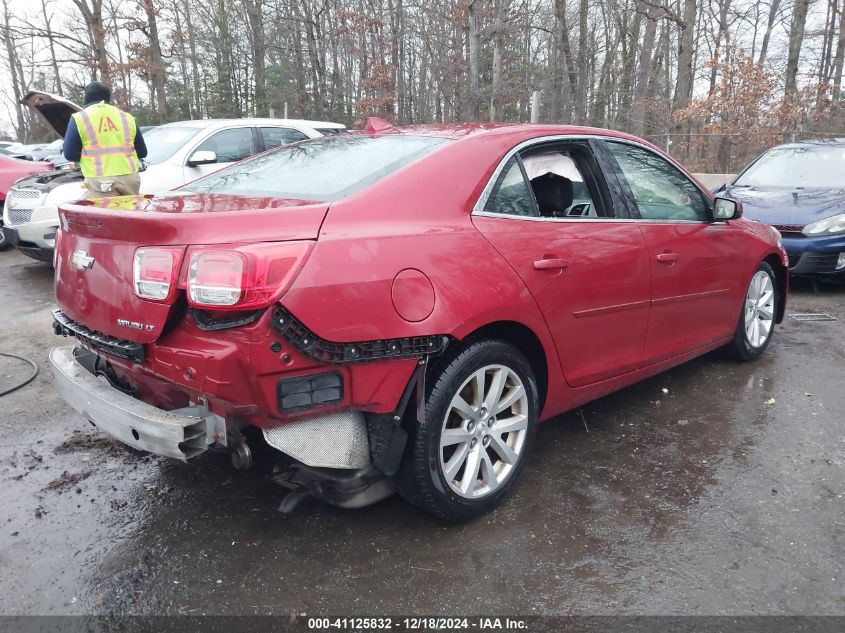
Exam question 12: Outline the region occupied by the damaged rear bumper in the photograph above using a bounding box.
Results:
[50,346,223,460]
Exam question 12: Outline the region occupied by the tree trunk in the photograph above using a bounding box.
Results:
[181,0,202,117]
[141,0,167,121]
[244,0,266,116]
[785,0,810,97]
[553,0,578,122]
[631,5,657,136]
[1,0,28,140]
[71,0,110,82]
[490,0,505,121]
[41,0,63,96]
[757,0,782,66]
[709,0,732,96]
[574,0,588,124]
[673,0,697,136]
[617,8,642,129]
[466,0,480,121]
[834,6,845,98]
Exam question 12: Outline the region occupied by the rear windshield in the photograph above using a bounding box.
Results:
[183,134,448,202]
[143,126,202,165]
[735,145,845,188]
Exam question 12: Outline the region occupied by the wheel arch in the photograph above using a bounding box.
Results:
[435,320,549,413]
[763,252,788,323]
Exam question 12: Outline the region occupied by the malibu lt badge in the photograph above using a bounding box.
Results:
[117,318,155,333]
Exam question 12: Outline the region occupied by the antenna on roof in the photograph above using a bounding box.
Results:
[365,117,394,133]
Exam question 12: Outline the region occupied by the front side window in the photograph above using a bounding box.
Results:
[195,128,257,164]
[185,134,449,202]
[606,141,708,221]
[260,126,309,148]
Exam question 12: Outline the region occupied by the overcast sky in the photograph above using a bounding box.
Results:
[0,0,826,139]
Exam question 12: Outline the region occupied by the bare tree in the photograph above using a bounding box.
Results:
[784,0,811,97]
[70,0,111,82]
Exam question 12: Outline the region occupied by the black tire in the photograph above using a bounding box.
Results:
[725,262,777,361]
[0,224,11,251]
[398,339,539,521]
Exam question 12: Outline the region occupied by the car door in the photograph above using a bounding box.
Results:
[472,139,652,388]
[184,126,258,181]
[599,140,747,364]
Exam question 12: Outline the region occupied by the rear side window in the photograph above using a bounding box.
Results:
[186,135,449,202]
[260,126,309,148]
[483,156,538,217]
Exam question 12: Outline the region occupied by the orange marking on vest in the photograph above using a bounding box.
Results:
[97,117,120,133]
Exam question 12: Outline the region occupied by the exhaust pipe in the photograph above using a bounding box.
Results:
[230,442,253,470]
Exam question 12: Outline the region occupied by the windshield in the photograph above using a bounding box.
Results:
[184,134,449,202]
[142,126,202,165]
[735,145,845,188]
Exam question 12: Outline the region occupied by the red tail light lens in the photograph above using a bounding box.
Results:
[185,241,313,311]
[188,251,244,306]
[133,247,182,301]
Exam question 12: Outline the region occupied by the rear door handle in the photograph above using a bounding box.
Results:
[656,252,679,264]
[533,258,569,270]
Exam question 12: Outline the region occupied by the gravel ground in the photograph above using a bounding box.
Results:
[0,248,842,616]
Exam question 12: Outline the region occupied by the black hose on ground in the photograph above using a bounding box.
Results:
[0,353,39,397]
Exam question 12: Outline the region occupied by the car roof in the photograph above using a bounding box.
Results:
[345,122,655,147]
[156,118,346,130]
[767,137,845,150]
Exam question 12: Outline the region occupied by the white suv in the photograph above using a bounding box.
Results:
[3,91,345,263]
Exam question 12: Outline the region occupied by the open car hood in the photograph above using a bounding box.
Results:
[22,91,81,138]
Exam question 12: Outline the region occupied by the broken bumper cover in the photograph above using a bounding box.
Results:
[50,346,222,460]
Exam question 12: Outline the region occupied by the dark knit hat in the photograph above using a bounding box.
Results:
[83,81,111,105]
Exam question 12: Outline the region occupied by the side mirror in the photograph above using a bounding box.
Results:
[187,150,217,167]
[713,196,742,220]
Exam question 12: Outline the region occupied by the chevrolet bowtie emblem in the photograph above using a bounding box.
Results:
[71,250,95,271]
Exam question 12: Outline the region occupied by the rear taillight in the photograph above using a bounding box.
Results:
[187,251,243,306]
[185,241,313,311]
[133,247,182,301]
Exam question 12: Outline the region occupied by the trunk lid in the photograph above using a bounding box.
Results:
[55,193,328,344]
[22,91,82,139]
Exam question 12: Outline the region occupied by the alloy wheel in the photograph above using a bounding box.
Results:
[744,270,775,348]
[439,364,529,499]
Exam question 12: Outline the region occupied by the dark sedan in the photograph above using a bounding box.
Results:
[715,139,845,281]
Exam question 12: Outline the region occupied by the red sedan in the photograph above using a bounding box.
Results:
[50,122,787,520]
[0,153,51,250]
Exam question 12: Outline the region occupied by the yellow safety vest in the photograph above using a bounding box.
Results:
[72,103,139,178]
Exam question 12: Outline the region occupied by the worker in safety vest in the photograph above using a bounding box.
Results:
[63,81,148,198]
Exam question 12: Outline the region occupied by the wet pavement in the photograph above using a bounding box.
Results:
[0,247,842,615]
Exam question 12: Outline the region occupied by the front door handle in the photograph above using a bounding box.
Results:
[656,252,679,264]
[533,258,570,271]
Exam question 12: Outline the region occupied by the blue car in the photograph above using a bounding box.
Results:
[714,140,845,281]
